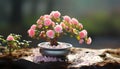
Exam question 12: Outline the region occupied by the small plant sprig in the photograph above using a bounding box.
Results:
[0,34,31,56]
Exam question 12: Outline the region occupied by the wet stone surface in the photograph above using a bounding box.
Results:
[0,47,120,69]
[22,47,120,69]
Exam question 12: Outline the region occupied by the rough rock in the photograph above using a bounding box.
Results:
[22,47,120,69]
[0,47,120,69]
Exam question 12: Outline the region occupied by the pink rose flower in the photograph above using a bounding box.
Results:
[79,30,87,38]
[51,22,55,27]
[28,29,35,37]
[46,30,55,38]
[63,15,71,22]
[86,37,92,45]
[44,18,52,26]
[7,35,14,41]
[38,25,42,29]
[65,26,69,30]
[60,22,65,28]
[54,25,63,33]
[71,18,79,25]
[78,23,83,29]
[36,19,40,24]
[36,19,42,24]
[79,39,84,44]
[30,24,36,30]
[50,11,61,18]
[39,16,44,19]
[44,15,51,19]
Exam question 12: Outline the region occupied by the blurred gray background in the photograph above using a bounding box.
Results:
[0,0,120,49]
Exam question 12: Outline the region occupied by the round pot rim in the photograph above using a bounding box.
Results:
[38,42,72,50]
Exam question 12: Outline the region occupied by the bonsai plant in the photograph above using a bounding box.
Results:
[0,34,31,59]
[27,11,92,57]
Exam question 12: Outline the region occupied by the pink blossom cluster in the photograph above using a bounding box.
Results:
[28,11,92,45]
[1,34,30,52]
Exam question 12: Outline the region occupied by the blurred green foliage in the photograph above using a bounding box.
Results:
[80,11,120,36]
[0,0,120,38]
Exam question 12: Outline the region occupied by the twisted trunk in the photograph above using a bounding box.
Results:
[9,45,12,56]
[50,38,58,46]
